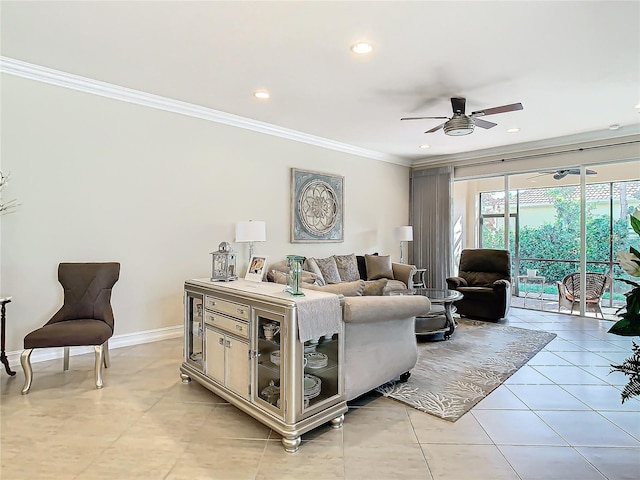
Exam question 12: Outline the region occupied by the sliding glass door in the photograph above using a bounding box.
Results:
[471,161,640,318]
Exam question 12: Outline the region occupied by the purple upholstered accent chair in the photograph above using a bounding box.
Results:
[20,263,120,394]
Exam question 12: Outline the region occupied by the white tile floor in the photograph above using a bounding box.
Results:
[1,307,639,479]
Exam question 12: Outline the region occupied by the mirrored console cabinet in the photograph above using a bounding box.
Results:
[181,279,347,453]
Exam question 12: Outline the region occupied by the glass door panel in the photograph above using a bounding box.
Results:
[185,292,204,371]
[303,333,339,411]
[255,309,283,415]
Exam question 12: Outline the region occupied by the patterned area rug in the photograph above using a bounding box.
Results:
[376,318,557,422]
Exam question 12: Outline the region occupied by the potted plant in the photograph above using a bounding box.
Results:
[608,207,640,403]
[0,171,18,215]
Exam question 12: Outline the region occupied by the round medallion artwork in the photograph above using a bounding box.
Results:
[298,180,338,235]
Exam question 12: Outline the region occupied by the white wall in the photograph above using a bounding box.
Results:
[0,74,410,354]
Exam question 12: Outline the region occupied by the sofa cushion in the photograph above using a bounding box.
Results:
[270,270,317,285]
[304,258,326,286]
[303,280,365,296]
[314,256,342,284]
[363,279,388,296]
[365,254,394,281]
[333,253,360,282]
[383,279,409,294]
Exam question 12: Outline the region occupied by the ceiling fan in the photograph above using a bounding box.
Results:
[401,97,523,136]
[530,169,598,180]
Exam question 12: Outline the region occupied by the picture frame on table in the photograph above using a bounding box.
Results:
[245,255,269,282]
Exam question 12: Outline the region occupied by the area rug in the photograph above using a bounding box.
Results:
[376,318,557,422]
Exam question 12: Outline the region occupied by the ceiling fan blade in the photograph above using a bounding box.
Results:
[451,97,466,114]
[527,172,551,180]
[471,102,523,117]
[400,116,449,121]
[425,123,445,134]
[473,118,497,129]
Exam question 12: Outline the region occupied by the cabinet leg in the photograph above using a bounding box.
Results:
[281,436,301,453]
[330,414,344,429]
[180,373,192,384]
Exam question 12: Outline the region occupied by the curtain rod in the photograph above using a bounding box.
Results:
[456,139,640,168]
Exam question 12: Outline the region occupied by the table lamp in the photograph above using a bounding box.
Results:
[393,226,413,264]
[235,220,266,258]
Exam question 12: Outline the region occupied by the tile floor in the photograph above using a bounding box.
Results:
[1,308,639,479]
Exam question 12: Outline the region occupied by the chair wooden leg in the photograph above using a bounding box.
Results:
[63,346,70,371]
[20,349,33,395]
[94,344,105,389]
[103,340,110,369]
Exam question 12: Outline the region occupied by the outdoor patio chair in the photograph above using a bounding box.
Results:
[556,272,611,318]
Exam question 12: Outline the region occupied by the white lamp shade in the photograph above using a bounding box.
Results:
[235,221,266,242]
[393,226,413,242]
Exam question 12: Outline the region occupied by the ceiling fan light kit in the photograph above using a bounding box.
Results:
[443,115,475,136]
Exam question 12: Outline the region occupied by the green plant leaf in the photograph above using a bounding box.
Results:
[631,245,640,259]
[608,319,640,336]
[631,214,640,237]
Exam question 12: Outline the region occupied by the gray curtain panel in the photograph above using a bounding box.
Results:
[410,166,453,290]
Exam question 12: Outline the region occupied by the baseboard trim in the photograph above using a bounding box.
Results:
[5,325,183,367]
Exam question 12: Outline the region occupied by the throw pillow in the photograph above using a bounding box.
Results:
[363,279,388,296]
[270,268,318,285]
[270,270,288,284]
[304,280,365,296]
[304,258,326,286]
[365,254,394,281]
[356,252,378,280]
[333,253,360,282]
[314,256,342,284]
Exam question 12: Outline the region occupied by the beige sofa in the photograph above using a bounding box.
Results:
[267,253,418,296]
[341,295,431,401]
[266,254,430,402]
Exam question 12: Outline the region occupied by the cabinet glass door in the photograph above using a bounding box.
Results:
[303,332,339,411]
[185,292,204,371]
[255,311,283,413]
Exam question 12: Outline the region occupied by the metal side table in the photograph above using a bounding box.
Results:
[517,275,546,309]
[1,296,16,376]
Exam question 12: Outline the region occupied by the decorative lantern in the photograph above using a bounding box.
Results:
[210,242,237,282]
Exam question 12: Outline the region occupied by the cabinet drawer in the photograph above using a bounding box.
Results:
[204,312,249,339]
[205,295,250,320]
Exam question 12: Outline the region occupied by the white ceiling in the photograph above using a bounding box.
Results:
[2,1,639,166]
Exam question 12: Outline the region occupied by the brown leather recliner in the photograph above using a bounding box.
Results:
[21,262,120,394]
[446,249,511,321]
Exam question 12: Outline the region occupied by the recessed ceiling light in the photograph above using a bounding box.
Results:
[609,124,621,130]
[351,42,373,54]
[635,103,640,109]
[254,90,270,99]
[507,127,520,133]
[419,144,430,149]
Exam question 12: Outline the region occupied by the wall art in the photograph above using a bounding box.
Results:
[291,169,344,243]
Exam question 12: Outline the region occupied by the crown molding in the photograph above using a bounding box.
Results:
[412,125,640,169]
[0,56,410,167]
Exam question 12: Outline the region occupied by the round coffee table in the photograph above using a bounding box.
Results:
[391,288,463,339]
